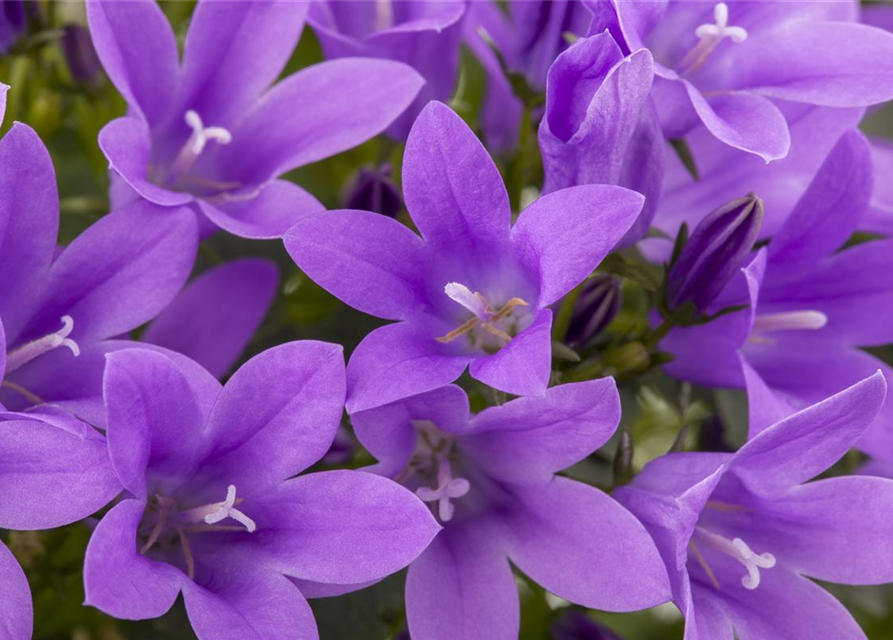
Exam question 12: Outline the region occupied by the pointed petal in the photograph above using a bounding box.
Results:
[406,518,518,640]
[468,309,553,397]
[0,541,31,640]
[248,470,439,585]
[202,341,345,492]
[223,58,424,183]
[463,378,620,485]
[511,185,644,306]
[346,322,472,414]
[402,101,512,257]
[179,0,308,126]
[285,209,429,321]
[84,499,184,620]
[104,349,207,499]
[741,357,793,438]
[86,0,178,126]
[144,259,278,379]
[199,179,323,239]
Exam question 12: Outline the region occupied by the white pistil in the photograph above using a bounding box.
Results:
[166,110,232,184]
[201,485,257,533]
[678,2,748,76]
[752,310,828,334]
[415,457,470,522]
[5,315,80,373]
[694,527,776,590]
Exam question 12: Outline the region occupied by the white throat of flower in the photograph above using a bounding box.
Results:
[438,282,529,345]
[166,110,232,185]
[678,2,748,76]
[5,315,80,373]
[749,310,827,345]
[690,526,776,590]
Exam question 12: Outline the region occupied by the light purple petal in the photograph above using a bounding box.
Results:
[248,470,439,585]
[402,101,512,256]
[0,540,31,640]
[683,81,790,162]
[199,179,324,240]
[179,0,308,126]
[86,0,178,126]
[468,309,553,397]
[734,21,893,107]
[98,117,194,207]
[144,259,278,379]
[865,137,893,235]
[183,571,317,640]
[0,124,58,329]
[741,357,793,438]
[406,518,518,640]
[104,348,206,499]
[511,185,644,306]
[285,209,429,321]
[201,341,345,492]
[503,477,670,611]
[84,499,184,620]
[730,371,887,494]
[223,58,424,183]
[463,378,620,485]
[31,200,197,345]
[346,322,472,414]
[0,318,5,383]
[350,385,470,477]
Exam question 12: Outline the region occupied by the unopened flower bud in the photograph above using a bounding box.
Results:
[0,0,25,53]
[342,163,402,218]
[551,610,624,640]
[61,25,103,89]
[666,194,764,313]
[566,275,622,347]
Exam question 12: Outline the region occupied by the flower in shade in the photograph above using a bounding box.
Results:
[564,275,622,349]
[285,101,644,412]
[539,31,664,244]
[0,0,24,53]
[551,609,624,640]
[0,122,197,421]
[84,343,438,640]
[0,408,122,639]
[592,0,893,160]
[350,380,669,640]
[86,0,425,239]
[341,163,403,218]
[308,0,466,140]
[616,371,893,640]
[660,129,893,459]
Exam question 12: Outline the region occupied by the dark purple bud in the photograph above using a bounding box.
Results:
[666,194,764,313]
[565,275,622,347]
[342,163,402,218]
[551,610,624,640]
[0,0,25,53]
[61,25,103,89]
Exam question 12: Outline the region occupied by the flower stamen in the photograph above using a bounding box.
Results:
[437,282,529,345]
[6,315,80,373]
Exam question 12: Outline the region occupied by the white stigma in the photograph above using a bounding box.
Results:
[415,457,470,522]
[752,310,828,334]
[5,315,80,373]
[203,485,257,533]
[184,110,232,155]
[695,527,776,590]
[444,282,489,319]
[695,3,748,43]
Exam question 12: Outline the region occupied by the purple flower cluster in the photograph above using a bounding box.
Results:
[3,1,893,639]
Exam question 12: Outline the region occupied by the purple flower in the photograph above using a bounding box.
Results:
[551,610,624,640]
[342,163,403,218]
[0,122,197,420]
[86,0,425,239]
[308,0,466,141]
[594,0,893,160]
[285,102,644,411]
[84,343,438,640]
[616,372,893,639]
[538,31,664,244]
[61,25,103,89]
[666,194,763,313]
[660,129,893,458]
[351,380,669,640]
[0,408,122,639]
[0,0,24,53]
[564,274,622,349]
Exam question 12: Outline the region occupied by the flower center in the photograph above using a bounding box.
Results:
[677,3,748,76]
[164,110,233,187]
[689,526,776,590]
[138,484,256,580]
[5,315,80,373]
[374,0,393,31]
[437,282,529,350]
[749,309,827,345]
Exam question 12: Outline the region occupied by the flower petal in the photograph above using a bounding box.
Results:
[0,540,31,640]
[144,259,278,379]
